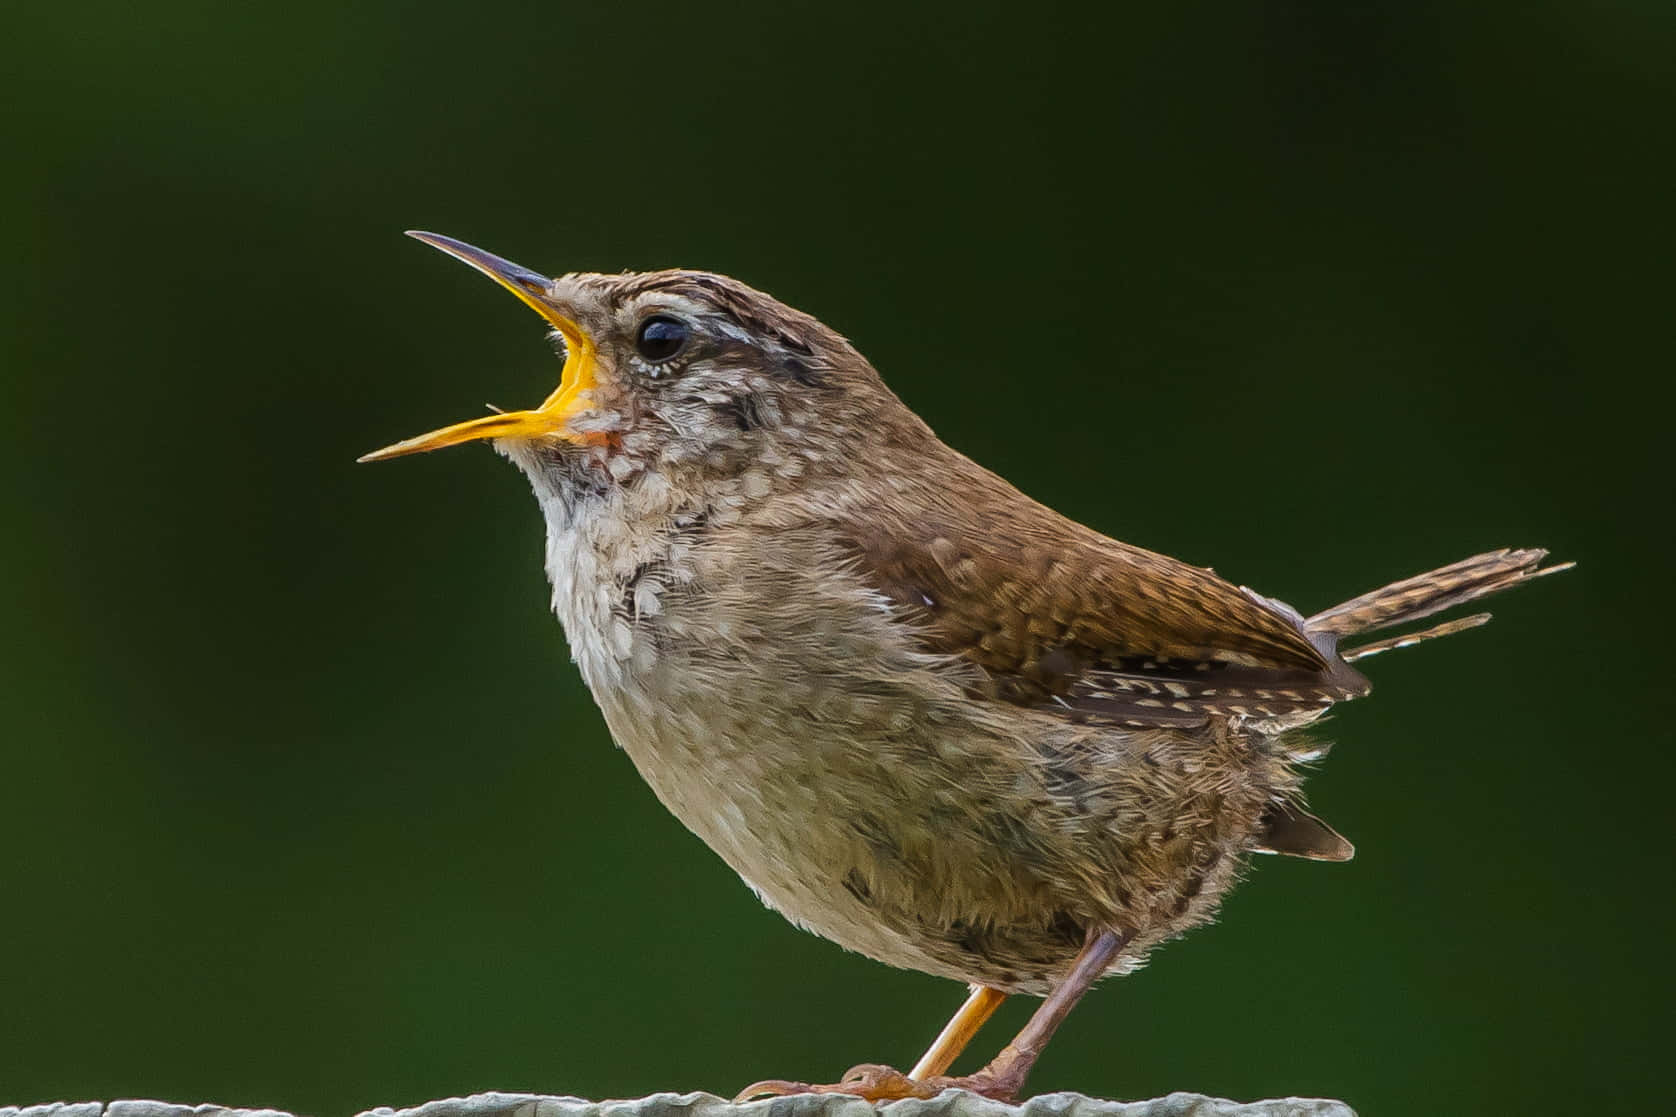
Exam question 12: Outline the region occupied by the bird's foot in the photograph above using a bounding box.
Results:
[736,1061,1024,1103]
[736,1064,926,1102]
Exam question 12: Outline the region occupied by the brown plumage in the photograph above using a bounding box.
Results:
[361,234,1571,1102]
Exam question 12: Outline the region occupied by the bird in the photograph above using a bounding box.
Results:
[360,231,1570,1103]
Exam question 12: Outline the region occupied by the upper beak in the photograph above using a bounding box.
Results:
[358,231,598,463]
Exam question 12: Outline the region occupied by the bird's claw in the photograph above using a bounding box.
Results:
[735,1064,925,1102]
[735,1063,1020,1103]
[734,1078,812,1102]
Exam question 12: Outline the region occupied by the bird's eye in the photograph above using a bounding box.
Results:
[636,315,689,363]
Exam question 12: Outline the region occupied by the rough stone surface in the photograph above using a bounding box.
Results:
[2,1090,1354,1117]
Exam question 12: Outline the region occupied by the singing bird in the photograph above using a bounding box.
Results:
[361,232,1568,1101]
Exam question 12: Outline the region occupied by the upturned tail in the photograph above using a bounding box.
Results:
[1254,547,1571,862]
[1308,548,1573,662]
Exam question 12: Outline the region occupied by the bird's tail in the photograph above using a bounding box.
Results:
[1307,548,1572,662]
[1254,548,1571,863]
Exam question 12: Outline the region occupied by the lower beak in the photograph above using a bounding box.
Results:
[358,231,597,463]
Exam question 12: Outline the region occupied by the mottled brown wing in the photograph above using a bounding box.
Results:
[839,486,1368,729]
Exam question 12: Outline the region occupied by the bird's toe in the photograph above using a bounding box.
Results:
[734,1064,935,1103]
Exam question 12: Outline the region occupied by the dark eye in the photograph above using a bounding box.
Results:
[636,315,689,362]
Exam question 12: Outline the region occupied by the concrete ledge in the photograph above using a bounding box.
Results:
[2,1089,1355,1117]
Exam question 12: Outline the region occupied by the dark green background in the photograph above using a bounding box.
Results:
[3,2,1670,1114]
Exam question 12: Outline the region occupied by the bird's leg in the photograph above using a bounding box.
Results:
[909,985,1009,1079]
[737,929,1126,1103]
[733,984,1004,1103]
[924,928,1127,1100]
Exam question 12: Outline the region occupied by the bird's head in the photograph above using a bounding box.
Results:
[360,232,906,494]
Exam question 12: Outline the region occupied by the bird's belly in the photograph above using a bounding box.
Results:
[594,677,978,978]
[545,522,1284,993]
[591,665,1274,995]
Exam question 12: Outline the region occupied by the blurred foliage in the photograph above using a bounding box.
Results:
[1,1,1670,1114]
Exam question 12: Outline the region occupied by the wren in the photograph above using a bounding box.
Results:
[361,232,1569,1102]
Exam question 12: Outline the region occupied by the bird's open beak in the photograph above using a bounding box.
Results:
[358,231,598,463]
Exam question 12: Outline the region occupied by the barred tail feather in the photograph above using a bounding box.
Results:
[1339,613,1490,662]
[1308,547,1572,650]
[1254,550,1568,862]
